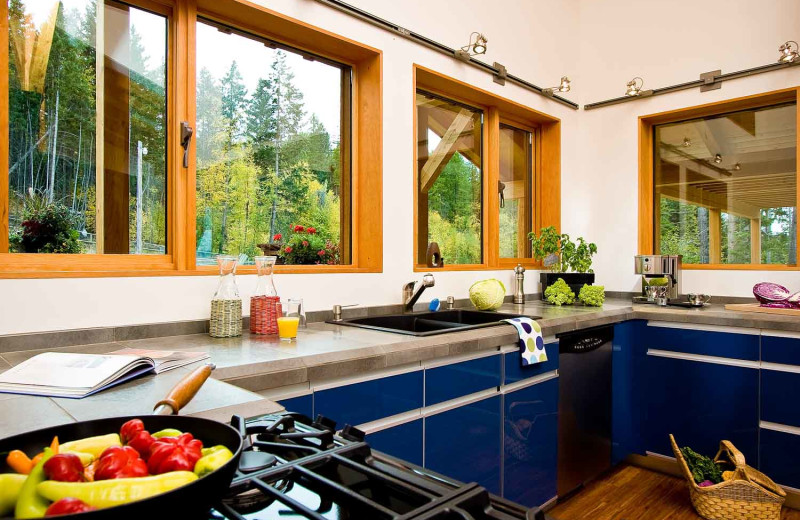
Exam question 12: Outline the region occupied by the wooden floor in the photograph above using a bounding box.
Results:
[548,464,800,520]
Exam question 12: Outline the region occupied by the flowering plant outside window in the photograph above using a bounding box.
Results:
[278,224,340,265]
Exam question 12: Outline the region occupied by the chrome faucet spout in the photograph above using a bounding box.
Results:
[403,273,435,311]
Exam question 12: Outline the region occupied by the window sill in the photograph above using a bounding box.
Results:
[682,264,799,271]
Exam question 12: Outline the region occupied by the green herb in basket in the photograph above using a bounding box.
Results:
[681,446,723,484]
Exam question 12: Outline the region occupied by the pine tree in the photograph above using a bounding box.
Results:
[220,61,247,148]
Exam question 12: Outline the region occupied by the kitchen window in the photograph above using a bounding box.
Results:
[0,0,382,276]
[640,89,799,269]
[413,65,560,271]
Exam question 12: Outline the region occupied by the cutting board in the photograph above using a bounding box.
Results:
[724,303,800,316]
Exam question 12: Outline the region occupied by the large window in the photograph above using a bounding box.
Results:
[195,19,351,266]
[415,90,483,265]
[6,0,167,255]
[653,102,797,266]
[413,65,561,271]
[0,0,382,276]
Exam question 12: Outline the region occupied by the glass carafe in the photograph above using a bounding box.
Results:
[250,256,281,335]
[209,255,242,338]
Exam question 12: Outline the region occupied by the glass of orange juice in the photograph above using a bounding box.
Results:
[278,299,305,341]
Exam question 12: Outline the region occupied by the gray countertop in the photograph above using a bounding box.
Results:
[1,298,797,439]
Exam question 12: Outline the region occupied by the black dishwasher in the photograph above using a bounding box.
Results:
[556,325,614,497]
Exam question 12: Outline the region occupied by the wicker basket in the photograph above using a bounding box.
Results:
[670,434,785,520]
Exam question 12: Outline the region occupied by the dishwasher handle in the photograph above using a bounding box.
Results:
[559,325,614,354]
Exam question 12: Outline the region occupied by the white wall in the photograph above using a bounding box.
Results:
[2,0,798,334]
[0,0,581,335]
[571,0,800,297]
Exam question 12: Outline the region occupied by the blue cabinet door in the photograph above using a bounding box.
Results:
[502,378,558,508]
[277,394,313,418]
[503,342,559,385]
[314,370,423,428]
[644,325,759,361]
[761,369,800,428]
[425,395,502,494]
[612,320,647,464]
[366,419,423,466]
[760,428,800,488]
[425,355,501,406]
[645,353,758,461]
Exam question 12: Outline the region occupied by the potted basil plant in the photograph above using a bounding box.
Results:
[529,226,597,300]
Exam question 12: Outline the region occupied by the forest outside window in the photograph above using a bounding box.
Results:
[415,90,483,265]
[195,19,351,266]
[653,102,797,267]
[5,0,168,255]
[499,123,533,260]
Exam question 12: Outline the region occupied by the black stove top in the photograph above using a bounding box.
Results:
[208,413,540,520]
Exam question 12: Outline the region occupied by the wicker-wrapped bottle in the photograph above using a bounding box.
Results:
[209,255,242,338]
[250,256,281,335]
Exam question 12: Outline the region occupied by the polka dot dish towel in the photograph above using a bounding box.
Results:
[502,317,547,366]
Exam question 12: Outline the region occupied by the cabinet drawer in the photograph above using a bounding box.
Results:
[760,428,800,488]
[314,370,423,428]
[366,419,423,466]
[645,324,759,361]
[762,334,800,366]
[503,342,558,385]
[276,394,313,418]
[761,369,800,428]
[425,354,501,406]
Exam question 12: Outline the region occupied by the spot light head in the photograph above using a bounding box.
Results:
[472,34,488,55]
[778,41,799,63]
[625,77,643,96]
[714,154,723,164]
[683,137,692,147]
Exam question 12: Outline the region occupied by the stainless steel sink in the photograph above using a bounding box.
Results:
[329,309,537,336]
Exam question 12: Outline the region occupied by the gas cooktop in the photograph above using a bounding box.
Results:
[208,413,541,520]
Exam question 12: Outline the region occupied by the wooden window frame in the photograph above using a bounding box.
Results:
[0,0,382,278]
[413,64,560,272]
[638,86,800,271]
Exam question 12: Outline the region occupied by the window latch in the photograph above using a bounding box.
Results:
[180,121,193,168]
[498,180,506,208]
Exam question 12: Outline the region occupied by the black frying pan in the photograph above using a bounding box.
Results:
[0,364,243,519]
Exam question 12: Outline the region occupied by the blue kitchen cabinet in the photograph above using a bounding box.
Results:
[761,334,800,366]
[503,341,559,385]
[502,377,558,508]
[425,395,502,494]
[314,370,423,428]
[612,320,647,464]
[645,324,759,361]
[760,428,800,488]
[645,352,759,461]
[761,369,800,428]
[425,355,501,406]
[277,394,313,418]
[366,419,423,466]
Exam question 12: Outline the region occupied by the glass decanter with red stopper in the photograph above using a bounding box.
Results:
[250,256,281,335]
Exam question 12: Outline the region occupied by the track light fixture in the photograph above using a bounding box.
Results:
[543,76,571,96]
[714,154,723,164]
[778,41,799,63]
[625,77,644,96]
[683,137,692,147]
[455,32,488,61]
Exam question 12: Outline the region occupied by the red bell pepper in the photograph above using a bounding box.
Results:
[94,445,148,480]
[120,419,145,445]
[147,433,203,475]
[127,430,156,460]
[45,498,96,516]
[43,453,85,482]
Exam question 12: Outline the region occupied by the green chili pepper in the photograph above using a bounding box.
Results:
[194,446,234,477]
[151,428,182,439]
[37,471,198,509]
[200,445,229,457]
[0,473,27,517]
[15,447,54,519]
[59,433,121,458]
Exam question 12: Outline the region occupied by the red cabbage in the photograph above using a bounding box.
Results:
[761,301,797,309]
[753,282,791,303]
[789,292,800,305]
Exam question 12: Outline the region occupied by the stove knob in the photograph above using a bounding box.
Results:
[313,414,337,432]
[340,424,366,442]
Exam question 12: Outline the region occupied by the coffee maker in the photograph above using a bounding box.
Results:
[634,255,682,302]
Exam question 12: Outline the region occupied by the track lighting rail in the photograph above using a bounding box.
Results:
[584,61,800,110]
[312,0,580,110]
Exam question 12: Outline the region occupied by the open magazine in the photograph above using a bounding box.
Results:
[0,349,208,398]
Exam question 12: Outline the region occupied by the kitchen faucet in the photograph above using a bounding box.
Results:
[403,273,435,312]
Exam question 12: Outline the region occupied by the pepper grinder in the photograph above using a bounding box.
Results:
[513,264,525,304]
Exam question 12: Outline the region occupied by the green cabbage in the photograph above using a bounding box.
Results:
[469,279,506,310]
[578,284,605,307]
[545,278,575,306]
